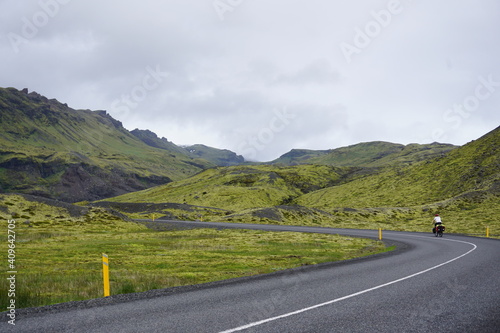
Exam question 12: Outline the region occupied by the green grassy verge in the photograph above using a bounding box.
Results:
[0,195,389,309]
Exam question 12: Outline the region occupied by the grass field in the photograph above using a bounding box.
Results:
[0,195,389,309]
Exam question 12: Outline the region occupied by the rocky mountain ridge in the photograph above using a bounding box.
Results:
[0,87,212,202]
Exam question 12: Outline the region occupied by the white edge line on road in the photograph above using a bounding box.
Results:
[218,237,477,333]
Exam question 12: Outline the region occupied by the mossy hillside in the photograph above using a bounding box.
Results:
[0,87,213,201]
[92,194,498,236]
[219,205,339,226]
[0,99,211,177]
[101,186,498,238]
[96,187,497,236]
[130,129,192,156]
[311,142,457,167]
[291,127,500,234]
[270,149,329,165]
[130,130,246,167]
[198,199,498,236]
[0,194,388,309]
[0,194,143,232]
[104,164,345,210]
[297,126,500,208]
[182,144,245,166]
[92,201,232,222]
[272,141,457,167]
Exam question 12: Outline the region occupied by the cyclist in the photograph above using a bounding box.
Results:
[432,214,443,234]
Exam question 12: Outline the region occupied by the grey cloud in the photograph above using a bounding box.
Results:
[273,59,342,86]
[0,0,499,161]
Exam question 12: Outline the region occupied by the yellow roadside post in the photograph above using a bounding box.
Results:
[486,227,490,238]
[378,228,383,240]
[102,253,110,297]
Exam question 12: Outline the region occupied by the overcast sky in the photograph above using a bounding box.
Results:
[1,0,499,161]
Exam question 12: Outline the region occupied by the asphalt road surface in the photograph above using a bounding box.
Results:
[3,221,500,332]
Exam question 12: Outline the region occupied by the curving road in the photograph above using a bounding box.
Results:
[4,221,500,332]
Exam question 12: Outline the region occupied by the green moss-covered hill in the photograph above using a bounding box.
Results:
[99,164,348,210]
[297,126,500,208]
[0,87,213,202]
[130,130,246,166]
[183,144,245,166]
[272,141,457,167]
[101,126,499,235]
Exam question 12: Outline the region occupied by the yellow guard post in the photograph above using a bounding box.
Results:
[102,253,110,297]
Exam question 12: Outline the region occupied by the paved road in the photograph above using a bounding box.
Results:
[4,221,500,332]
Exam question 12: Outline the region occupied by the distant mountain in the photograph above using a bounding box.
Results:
[269,149,329,165]
[130,130,245,166]
[183,144,245,166]
[130,129,188,155]
[272,141,457,167]
[0,87,213,202]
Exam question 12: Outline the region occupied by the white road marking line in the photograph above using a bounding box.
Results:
[218,237,477,333]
